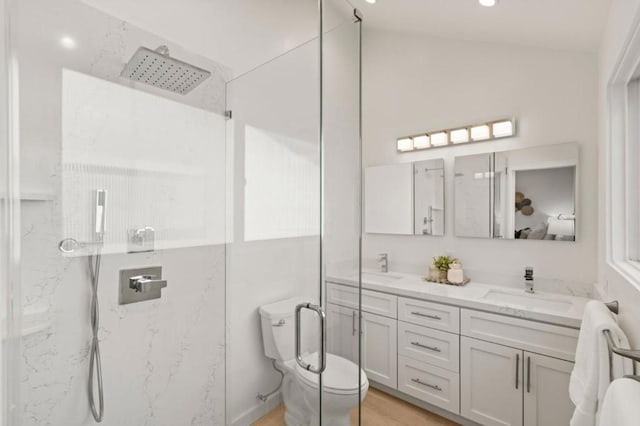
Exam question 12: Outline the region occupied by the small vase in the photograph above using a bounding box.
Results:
[429,266,440,281]
[438,270,448,281]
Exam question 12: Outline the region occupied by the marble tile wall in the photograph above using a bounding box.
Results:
[18,0,229,424]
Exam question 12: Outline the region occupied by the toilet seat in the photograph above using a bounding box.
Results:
[295,352,368,395]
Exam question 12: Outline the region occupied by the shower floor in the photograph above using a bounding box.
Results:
[252,387,459,426]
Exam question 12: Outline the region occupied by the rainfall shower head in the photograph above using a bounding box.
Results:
[120,45,211,95]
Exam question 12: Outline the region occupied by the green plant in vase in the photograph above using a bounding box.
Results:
[432,255,458,281]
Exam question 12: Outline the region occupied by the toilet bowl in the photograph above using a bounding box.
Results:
[296,352,369,426]
[259,297,369,426]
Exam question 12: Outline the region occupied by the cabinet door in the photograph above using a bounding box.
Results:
[524,352,574,426]
[461,337,523,426]
[362,311,398,388]
[326,303,358,363]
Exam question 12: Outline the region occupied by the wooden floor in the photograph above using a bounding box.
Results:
[253,387,459,426]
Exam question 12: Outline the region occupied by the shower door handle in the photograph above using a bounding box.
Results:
[295,302,326,375]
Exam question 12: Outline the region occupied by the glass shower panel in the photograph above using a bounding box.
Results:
[1,0,22,423]
[14,0,227,424]
[225,36,322,426]
[321,1,363,425]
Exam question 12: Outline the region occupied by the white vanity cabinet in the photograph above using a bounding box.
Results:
[326,302,398,388]
[361,311,398,387]
[523,352,574,426]
[460,309,576,426]
[460,337,574,426]
[326,303,359,363]
[460,337,523,426]
[326,283,398,388]
[326,280,579,426]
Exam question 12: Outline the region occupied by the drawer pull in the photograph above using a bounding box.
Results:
[411,378,442,391]
[352,311,356,336]
[411,311,442,320]
[515,353,520,390]
[410,341,441,352]
[527,356,531,393]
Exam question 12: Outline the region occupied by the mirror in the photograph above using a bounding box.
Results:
[454,142,578,241]
[413,159,445,235]
[454,153,493,238]
[364,159,445,236]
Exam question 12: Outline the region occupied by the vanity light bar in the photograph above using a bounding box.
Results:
[396,118,516,153]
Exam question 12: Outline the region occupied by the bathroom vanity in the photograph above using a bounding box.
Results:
[325,272,588,426]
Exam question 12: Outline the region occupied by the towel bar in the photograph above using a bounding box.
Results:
[603,301,638,379]
[603,330,640,364]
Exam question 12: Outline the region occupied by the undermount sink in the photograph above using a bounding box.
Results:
[357,271,403,284]
[481,289,573,313]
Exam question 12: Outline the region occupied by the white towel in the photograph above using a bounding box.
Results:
[569,300,633,426]
[598,378,640,426]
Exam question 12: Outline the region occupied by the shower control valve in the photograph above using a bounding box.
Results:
[129,275,167,293]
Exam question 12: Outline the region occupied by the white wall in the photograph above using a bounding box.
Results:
[362,30,599,294]
[597,0,640,345]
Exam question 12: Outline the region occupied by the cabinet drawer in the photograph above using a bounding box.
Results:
[398,297,459,333]
[326,282,397,318]
[461,309,579,361]
[398,355,460,414]
[398,321,459,372]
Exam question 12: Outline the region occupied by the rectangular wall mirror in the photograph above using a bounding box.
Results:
[454,142,578,242]
[364,159,445,236]
[454,153,493,238]
[414,159,445,235]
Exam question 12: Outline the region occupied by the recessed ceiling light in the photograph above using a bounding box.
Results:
[366,0,376,4]
[60,36,77,49]
[479,0,497,7]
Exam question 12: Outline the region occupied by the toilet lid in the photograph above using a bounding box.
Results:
[296,353,367,394]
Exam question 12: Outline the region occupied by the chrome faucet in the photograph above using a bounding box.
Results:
[377,253,388,273]
[524,266,534,293]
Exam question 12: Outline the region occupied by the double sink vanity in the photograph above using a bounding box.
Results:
[325,271,588,426]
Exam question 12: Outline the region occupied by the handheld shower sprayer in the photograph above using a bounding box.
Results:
[88,189,105,422]
[94,189,106,244]
[58,189,107,422]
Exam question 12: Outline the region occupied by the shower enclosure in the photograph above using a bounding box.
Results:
[0,0,362,425]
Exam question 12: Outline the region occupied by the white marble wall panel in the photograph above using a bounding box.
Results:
[18,0,229,424]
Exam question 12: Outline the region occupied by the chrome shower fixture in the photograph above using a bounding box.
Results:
[121,45,211,95]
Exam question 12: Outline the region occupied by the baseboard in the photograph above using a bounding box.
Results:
[369,381,481,426]
[231,392,283,426]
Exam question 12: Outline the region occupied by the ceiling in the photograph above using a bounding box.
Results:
[351,0,611,52]
[83,0,610,78]
[83,0,323,77]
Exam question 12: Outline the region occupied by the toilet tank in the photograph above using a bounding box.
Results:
[259,297,317,361]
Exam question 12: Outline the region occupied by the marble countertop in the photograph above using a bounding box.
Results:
[326,270,590,329]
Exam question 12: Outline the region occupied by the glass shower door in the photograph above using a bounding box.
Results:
[12,1,229,424]
[320,1,363,425]
[225,1,362,424]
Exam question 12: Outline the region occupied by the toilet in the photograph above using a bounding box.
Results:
[259,297,369,426]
